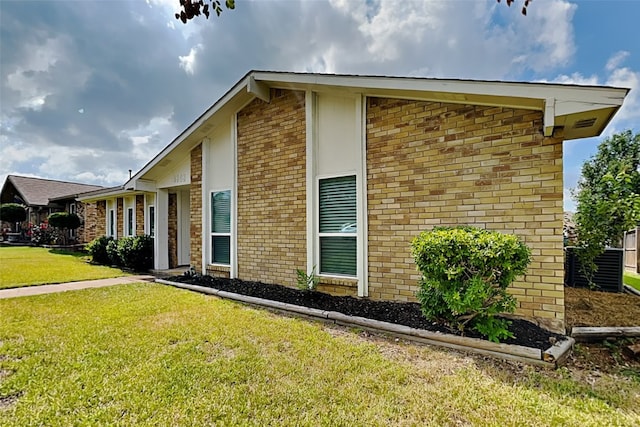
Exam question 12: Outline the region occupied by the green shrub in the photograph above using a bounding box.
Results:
[106,238,121,266]
[86,236,114,265]
[296,266,319,291]
[411,226,531,342]
[0,203,27,229]
[116,235,154,271]
[48,212,81,230]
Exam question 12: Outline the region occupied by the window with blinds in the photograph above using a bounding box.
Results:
[211,190,231,265]
[319,175,356,276]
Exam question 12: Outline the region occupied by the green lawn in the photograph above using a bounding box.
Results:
[0,246,126,290]
[624,271,640,291]
[1,284,637,426]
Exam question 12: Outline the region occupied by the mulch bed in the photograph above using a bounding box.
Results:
[172,274,565,351]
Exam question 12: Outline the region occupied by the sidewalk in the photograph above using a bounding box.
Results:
[0,275,156,299]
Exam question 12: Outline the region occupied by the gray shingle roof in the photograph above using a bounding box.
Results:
[3,175,104,206]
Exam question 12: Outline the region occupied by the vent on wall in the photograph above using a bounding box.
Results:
[573,118,597,129]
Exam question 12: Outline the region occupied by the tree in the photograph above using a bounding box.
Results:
[175,0,235,24]
[497,0,532,16]
[48,212,82,245]
[0,203,27,232]
[175,0,530,24]
[573,130,640,283]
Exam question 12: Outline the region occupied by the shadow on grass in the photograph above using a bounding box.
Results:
[48,249,87,258]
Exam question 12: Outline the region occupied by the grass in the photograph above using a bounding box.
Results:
[0,246,126,290]
[624,271,640,292]
[1,284,638,426]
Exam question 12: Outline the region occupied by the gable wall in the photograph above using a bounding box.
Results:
[366,97,564,331]
[236,89,307,288]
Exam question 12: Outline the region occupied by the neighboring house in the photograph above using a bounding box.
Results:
[79,71,629,333]
[0,175,104,242]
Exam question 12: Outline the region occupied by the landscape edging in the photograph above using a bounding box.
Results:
[156,278,571,368]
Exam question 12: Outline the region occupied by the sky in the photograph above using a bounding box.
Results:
[1,0,638,212]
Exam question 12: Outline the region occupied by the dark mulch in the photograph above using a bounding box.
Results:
[172,274,566,351]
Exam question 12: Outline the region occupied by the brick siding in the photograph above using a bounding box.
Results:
[116,198,123,238]
[136,195,145,236]
[190,144,203,269]
[95,200,106,237]
[236,89,307,288]
[168,193,178,269]
[366,97,564,332]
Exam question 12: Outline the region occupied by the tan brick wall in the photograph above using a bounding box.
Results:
[95,200,106,237]
[116,198,123,238]
[190,144,203,269]
[236,89,307,288]
[206,265,230,279]
[82,202,96,242]
[136,195,145,236]
[366,97,564,332]
[74,202,87,243]
[168,193,178,269]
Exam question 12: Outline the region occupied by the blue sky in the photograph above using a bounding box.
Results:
[1,0,638,211]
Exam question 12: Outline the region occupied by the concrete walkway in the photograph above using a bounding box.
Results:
[0,275,156,299]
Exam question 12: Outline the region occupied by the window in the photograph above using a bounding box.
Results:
[211,190,231,265]
[69,203,77,238]
[148,206,155,237]
[127,207,134,236]
[319,175,356,276]
[108,209,115,237]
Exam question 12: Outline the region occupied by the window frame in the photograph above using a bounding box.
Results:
[108,208,116,238]
[210,189,232,266]
[126,207,134,236]
[147,205,155,238]
[317,174,357,277]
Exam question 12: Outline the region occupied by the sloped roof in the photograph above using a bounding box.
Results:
[1,175,104,206]
[125,70,629,190]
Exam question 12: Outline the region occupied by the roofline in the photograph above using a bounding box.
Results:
[125,70,630,189]
[76,186,127,202]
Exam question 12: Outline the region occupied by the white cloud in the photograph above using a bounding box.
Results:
[606,50,630,71]
[178,44,203,75]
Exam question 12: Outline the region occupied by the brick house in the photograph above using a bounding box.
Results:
[80,71,628,332]
[0,175,104,242]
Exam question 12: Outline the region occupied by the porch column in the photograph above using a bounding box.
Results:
[155,189,169,270]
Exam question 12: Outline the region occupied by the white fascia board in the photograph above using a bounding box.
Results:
[252,72,628,118]
[77,187,131,202]
[127,179,156,192]
[124,73,254,189]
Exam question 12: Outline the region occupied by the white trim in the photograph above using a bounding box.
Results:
[146,204,155,237]
[305,90,317,277]
[107,207,116,238]
[248,76,270,102]
[200,139,208,274]
[231,115,238,279]
[155,189,169,270]
[356,93,368,297]
[544,98,556,137]
[316,173,359,279]
[209,189,232,267]
[126,206,134,237]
